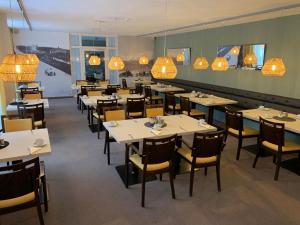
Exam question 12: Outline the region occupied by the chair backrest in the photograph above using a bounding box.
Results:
[135,83,143,95]
[180,96,190,113]
[20,88,39,99]
[225,108,243,132]
[0,158,40,202]
[18,103,45,123]
[117,88,130,95]
[81,85,97,95]
[146,105,164,117]
[126,97,145,115]
[103,106,126,122]
[27,82,40,88]
[165,93,176,107]
[76,80,88,86]
[87,90,102,96]
[96,99,118,115]
[1,115,33,132]
[259,117,284,147]
[144,86,152,98]
[23,91,42,100]
[106,85,121,95]
[142,134,177,165]
[122,78,127,88]
[192,130,226,158]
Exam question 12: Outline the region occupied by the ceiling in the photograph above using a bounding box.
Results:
[1,0,300,36]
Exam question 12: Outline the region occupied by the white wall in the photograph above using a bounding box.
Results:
[118,36,154,60]
[13,30,72,97]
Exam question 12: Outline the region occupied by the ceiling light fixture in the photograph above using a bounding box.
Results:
[139,55,149,65]
[108,56,125,70]
[243,52,257,66]
[262,58,286,76]
[176,53,185,62]
[231,46,240,55]
[151,0,177,79]
[193,57,209,70]
[212,21,228,72]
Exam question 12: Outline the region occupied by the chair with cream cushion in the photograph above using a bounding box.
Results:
[103,107,126,164]
[145,105,164,118]
[165,93,180,115]
[27,82,40,88]
[18,103,46,129]
[126,135,177,207]
[253,117,300,180]
[225,108,259,160]
[177,130,226,195]
[117,88,130,95]
[0,158,46,225]
[92,99,118,139]
[87,90,102,96]
[23,92,42,100]
[1,115,33,132]
[20,88,39,99]
[180,96,205,119]
[126,97,145,119]
[144,85,163,105]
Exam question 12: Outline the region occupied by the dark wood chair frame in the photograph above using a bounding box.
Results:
[253,117,300,180]
[179,96,205,119]
[144,85,163,105]
[20,88,39,99]
[225,108,259,160]
[165,93,180,114]
[126,97,146,119]
[125,134,177,207]
[18,103,46,129]
[0,158,47,225]
[177,130,226,196]
[122,78,127,88]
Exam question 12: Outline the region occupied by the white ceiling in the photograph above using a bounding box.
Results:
[1,0,300,36]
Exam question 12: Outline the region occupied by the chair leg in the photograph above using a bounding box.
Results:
[236,138,243,160]
[273,155,276,163]
[253,144,261,168]
[274,154,282,181]
[204,167,208,176]
[97,119,100,139]
[103,137,107,154]
[107,140,111,165]
[41,175,48,212]
[125,145,129,188]
[159,173,162,181]
[36,198,45,225]
[216,163,221,192]
[169,170,176,199]
[189,166,195,197]
[141,174,146,207]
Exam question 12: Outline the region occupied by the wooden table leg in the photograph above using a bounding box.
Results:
[208,106,214,125]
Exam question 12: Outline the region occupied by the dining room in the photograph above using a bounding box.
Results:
[0,1,300,225]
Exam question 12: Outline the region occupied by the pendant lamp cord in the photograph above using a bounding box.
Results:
[163,0,167,57]
[9,0,16,54]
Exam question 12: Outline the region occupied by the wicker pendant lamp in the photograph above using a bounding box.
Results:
[193,57,209,70]
[108,56,125,70]
[243,53,257,66]
[139,55,149,65]
[211,57,229,71]
[151,0,177,79]
[176,53,185,62]
[231,46,240,55]
[262,58,286,76]
[0,2,39,82]
[89,55,101,66]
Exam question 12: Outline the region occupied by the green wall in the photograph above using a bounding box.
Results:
[154,14,300,99]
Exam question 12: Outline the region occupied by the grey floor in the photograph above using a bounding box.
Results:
[1,98,300,225]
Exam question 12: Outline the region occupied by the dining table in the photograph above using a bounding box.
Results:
[0,128,51,163]
[103,114,217,186]
[175,92,238,124]
[148,84,185,94]
[6,99,50,115]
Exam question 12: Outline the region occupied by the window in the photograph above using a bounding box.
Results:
[81,36,106,47]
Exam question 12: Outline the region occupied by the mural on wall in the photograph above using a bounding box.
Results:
[16,45,72,97]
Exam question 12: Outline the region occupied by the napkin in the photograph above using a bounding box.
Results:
[198,121,211,128]
[150,129,162,136]
[296,114,300,120]
[28,146,43,154]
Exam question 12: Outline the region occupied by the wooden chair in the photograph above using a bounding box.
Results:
[144,85,163,104]
[122,78,127,88]
[117,88,130,95]
[76,80,88,86]
[87,90,102,96]
[177,130,226,195]
[105,85,120,95]
[180,96,205,119]
[253,117,300,180]
[18,103,46,129]
[103,107,126,165]
[126,134,177,207]
[92,99,118,139]
[165,93,180,114]
[135,83,143,95]
[0,158,47,225]
[1,115,33,132]
[20,88,39,99]
[126,97,145,119]
[23,91,43,100]
[145,104,164,117]
[80,86,98,112]
[27,82,41,88]
[225,108,259,160]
